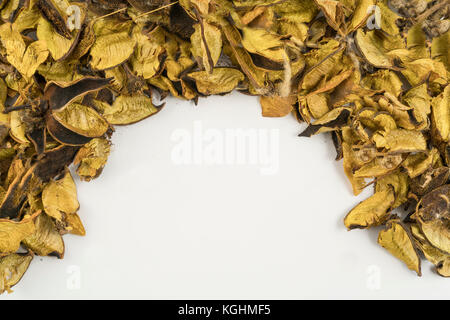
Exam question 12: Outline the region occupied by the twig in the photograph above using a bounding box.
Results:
[135,1,179,19]
[415,0,449,23]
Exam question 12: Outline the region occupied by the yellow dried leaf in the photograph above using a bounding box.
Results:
[73,138,111,181]
[0,23,48,79]
[36,17,75,60]
[372,129,427,153]
[19,41,49,79]
[242,27,285,62]
[402,149,439,178]
[344,188,395,230]
[191,22,222,73]
[42,170,79,221]
[347,0,376,33]
[53,103,109,138]
[299,107,351,137]
[0,23,26,69]
[373,113,397,132]
[412,225,450,277]
[0,253,33,294]
[103,95,159,125]
[90,21,136,70]
[314,0,344,33]
[222,23,266,90]
[431,32,449,71]
[22,213,65,258]
[419,220,450,255]
[305,94,329,119]
[12,2,40,33]
[260,95,295,117]
[188,68,245,95]
[342,142,367,195]
[0,212,40,254]
[414,185,450,254]
[355,29,396,68]
[437,259,450,277]
[131,29,164,79]
[378,0,400,35]
[65,213,86,236]
[376,169,409,208]
[378,220,421,276]
[354,154,403,178]
[431,85,449,142]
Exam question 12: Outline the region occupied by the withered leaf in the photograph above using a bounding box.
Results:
[65,213,86,236]
[103,94,161,125]
[299,107,351,137]
[131,29,164,79]
[355,29,399,69]
[242,27,285,63]
[0,253,33,294]
[191,21,222,73]
[36,0,72,39]
[415,185,450,254]
[378,219,422,276]
[344,188,395,230]
[22,213,65,258]
[73,138,111,181]
[412,225,450,278]
[90,20,136,70]
[52,103,109,138]
[45,77,112,111]
[0,0,448,293]
[431,85,449,142]
[0,23,49,79]
[187,68,245,95]
[372,129,427,153]
[260,95,296,118]
[42,170,79,221]
[36,17,78,61]
[0,211,40,254]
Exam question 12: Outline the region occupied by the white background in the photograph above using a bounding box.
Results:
[4,92,449,299]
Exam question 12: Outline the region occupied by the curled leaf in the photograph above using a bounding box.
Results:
[42,170,79,221]
[22,213,65,258]
[187,68,245,95]
[344,188,395,230]
[103,94,161,125]
[52,103,109,138]
[0,253,33,294]
[73,138,111,181]
[0,212,40,254]
[378,219,422,276]
[299,107,351,137]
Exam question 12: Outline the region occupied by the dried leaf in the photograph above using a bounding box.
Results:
[52,103,109,138]
[0,212,40,254]
[42,170,79,221]
[187,68,245,95]
[103,94,160,125]
[73,138,111,181]
[378,219,422,276]
[22,213,65,258]
[260,95,295,117]
[0,253,33,294]
[344,188,395,230]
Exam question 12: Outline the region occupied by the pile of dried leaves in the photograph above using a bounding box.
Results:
[0,0,448,293]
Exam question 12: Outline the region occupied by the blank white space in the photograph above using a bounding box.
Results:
[5,92,449,299]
